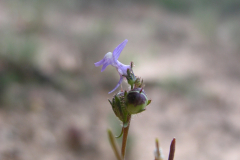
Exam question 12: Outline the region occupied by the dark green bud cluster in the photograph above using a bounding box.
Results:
[108,88,151,127]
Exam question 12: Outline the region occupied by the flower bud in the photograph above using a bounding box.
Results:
[126,88,151,114]
[125,69,135,88]
[134,77,144,88]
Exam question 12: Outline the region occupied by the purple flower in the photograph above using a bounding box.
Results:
[95,39,131,94]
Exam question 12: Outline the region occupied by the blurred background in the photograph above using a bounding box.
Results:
[0,0,240,160]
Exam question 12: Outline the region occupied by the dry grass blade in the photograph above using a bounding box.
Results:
[108,129,122,160]
[154,138,163,160]
[168,138,176,160]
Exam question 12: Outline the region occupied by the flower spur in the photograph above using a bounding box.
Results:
[94,39,131,94]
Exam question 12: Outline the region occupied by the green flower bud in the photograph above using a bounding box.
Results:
[126,88,151,114]
[125,69,136,88]
[134,77,144,88]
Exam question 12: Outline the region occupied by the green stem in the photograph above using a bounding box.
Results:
[121,116,131,160]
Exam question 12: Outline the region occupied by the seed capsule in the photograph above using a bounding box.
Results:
[126,88,151,114]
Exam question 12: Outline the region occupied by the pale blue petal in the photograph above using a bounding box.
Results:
[101,62,109,72]
[94,59,104,67]
[113,39,128,61]
[95,52,115,72]
[108,76,123,94]
[115,61,131,76]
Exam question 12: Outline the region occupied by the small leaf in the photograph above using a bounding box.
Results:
[147,99,152,106]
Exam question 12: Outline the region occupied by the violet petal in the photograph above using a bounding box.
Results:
[95,52,115,72]
[108,76,123,94]
[94,59,104,67]
[113,39,128,62]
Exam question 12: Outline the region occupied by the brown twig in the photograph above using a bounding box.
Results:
[168,138,176,160]
[121,116,131,160]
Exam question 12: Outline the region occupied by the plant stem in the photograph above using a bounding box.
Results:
[121,115,131,160]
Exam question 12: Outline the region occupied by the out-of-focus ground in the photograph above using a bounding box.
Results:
[0,0,240,160]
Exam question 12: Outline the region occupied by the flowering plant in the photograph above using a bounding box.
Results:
[95,39,176,160]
